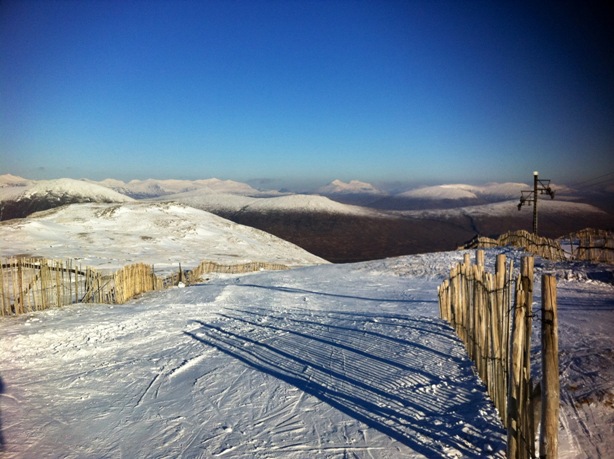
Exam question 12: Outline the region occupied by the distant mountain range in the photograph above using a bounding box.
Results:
[89,177,264,198]
[2,174,612,262]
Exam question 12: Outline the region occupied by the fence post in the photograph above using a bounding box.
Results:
[476,249,485,266]
[521,256,536,459]
[494,254,507,422]
[540,275,559,458]
[507,272,527,459]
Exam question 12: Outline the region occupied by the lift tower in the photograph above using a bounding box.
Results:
[518,171,555,235]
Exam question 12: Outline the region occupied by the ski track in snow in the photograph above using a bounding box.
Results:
[1,250,613,458]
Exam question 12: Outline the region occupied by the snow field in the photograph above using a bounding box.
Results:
[1,257,507,458]
[1,250,613,458]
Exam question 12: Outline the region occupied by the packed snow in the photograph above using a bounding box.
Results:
[1,246,613,458]
[0,202,326,272]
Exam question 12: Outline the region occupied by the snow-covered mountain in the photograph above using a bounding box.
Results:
[93,177,265,198]
[317,179,384,195]
[0,177,134,220]
[396,182,529,201]
[397,199,607,219]
[155,190,380,217]
[0,201,327,271]
[0,173,33,187]
[315,179,386,206]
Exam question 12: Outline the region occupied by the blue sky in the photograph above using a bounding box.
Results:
[1,0,613,189]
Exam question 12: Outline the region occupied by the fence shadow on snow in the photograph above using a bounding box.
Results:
[186,304,506,457]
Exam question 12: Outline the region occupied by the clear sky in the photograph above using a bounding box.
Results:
[1,0,613,189]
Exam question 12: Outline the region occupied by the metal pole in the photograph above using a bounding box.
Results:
[533,171,538,235]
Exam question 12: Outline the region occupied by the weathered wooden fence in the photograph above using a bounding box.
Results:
[564,228,614,263]
[460,229,567,261]
[1,257,289,316]
[461,228,614,264]
[438,250,560,458]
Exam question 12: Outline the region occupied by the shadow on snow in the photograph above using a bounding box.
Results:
[185,282,505,457]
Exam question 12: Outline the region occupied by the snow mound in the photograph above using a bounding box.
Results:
[0,201,328,271]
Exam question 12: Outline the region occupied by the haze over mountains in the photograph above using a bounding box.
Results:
[1,174,612,262]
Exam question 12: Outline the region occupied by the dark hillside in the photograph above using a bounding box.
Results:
[215,208,614,263]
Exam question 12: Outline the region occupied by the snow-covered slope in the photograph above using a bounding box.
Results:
[0,201,327,271]
[0,173,33,188]
[0,178,135,220]
[156,190,380,217]
[318,179,384,195]
[400,199,606,219]
[1,249,612,458]
[93,177,263,198]
[0,177,133,203]
[396,183,529,201]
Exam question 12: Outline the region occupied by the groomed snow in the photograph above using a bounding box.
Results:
[1,249,612,458]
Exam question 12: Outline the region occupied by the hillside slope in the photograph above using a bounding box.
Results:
[0,178,134,220]
[0,201,327,271]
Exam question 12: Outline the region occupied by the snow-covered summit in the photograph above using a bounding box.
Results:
[397,182,531,201]
[243,194,376,215]
[0,173,33,188]
[0,201,327,271]
[317,179,384,195]
[0,177,134,203]
[158,190,379,216]
[94,177,263,198]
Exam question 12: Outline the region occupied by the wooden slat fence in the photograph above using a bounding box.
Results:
[564,228,614,263]
[190,260,288,281]
[438,250,560,458]
[1,257,289,316]
[461,228,614,264]
[460,229,566,261]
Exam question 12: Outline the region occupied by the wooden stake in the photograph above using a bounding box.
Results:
[540,275,559,459]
